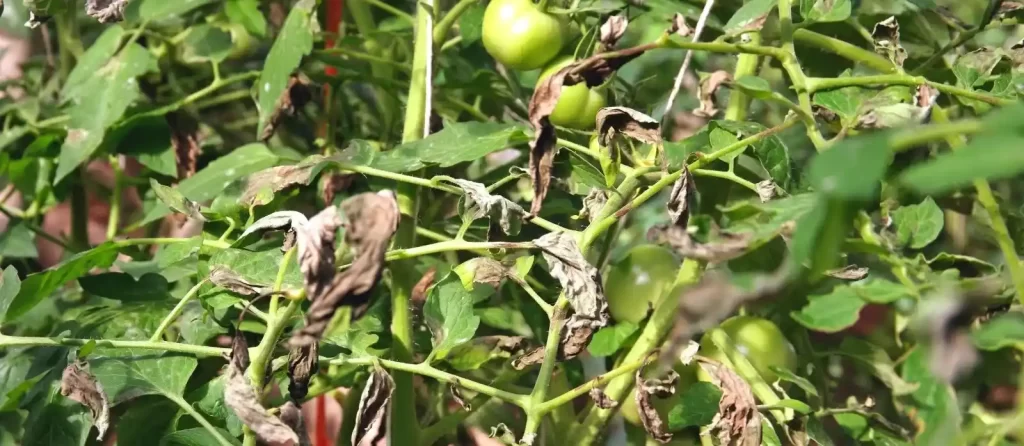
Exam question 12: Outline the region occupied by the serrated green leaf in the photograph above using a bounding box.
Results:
[836,338,918,395]
[666,381,722,429]
[587,321,638,357]
[710,127,743,165]
[891,197,943,249]
[424,273,483,361]
[78,273,170,302]
[0,222,37,258]
[181,24,233,64]
[6,243,122,322]
[256,0,317,137]
[92,349,197,404]
[208,247,302,292]
[900,348,961,443]
[667,120,792,188]
[459,4,485,46]
[734,75,774,99]
[791,286,867,332]
[800,0,852,22]
[124,0,217,22]
[724,0,778,31]
[973,312,1024,351]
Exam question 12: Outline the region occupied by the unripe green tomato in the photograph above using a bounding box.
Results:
[620,360,698,427]
[538,56,607,129]
[216,22,256,60]
[604,245,681,324]
[697,315,797,384]
[482,0,565,70]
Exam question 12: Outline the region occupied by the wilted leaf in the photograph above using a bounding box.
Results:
[61,360,110,440]
[756,180,776,203]
[589,388,618,409]
[652,226,753,263]
[261,74,314,141]
[635,362,679,443]
[872,16,907,68]
[287,343,319,400]
[209,265,270,296]
[595,106,662,146]
[826,265,868,280]
[295,206,342,299]
[279,401,312,446]
[800,0,852,22]
[667,168,695,228]
[450,385,472,410]
[411,267,437,305]
[238,211,309,242]
[290,192,400,347]
[724,0,776,31]
[352,367,394,446]
[698,358,761,446]
[448,336,525,371]
[442,179,526,235]
[240,157,327,206]
[257,0,317,138]
[85,0,126,23]
[224,341,299,445]
[694,71,732,118]
[599,14,628,49]
[166,112,200,180]
[150,179,205,221]
[892,197,944,249]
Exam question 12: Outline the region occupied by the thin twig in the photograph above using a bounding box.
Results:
[662,0,716,122]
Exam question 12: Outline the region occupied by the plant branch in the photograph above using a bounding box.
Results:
[533,354,648,415]
[521,299,571,444]
[792,29,896,73]
[692,168,759,193]
[433,0,480,46]
[166,393,235,446]
[0,334,229,357]
[150,280,208,342]
[805,75,1013,106]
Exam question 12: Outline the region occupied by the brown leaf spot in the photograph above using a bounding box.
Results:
[694,71,732,118]
[85,0,127,23]
[826,265,869,281]
[698,358,761,446]
[635,362,679,443]
[61,360,110,440]
[589,388,618,409]
[261,74,314,141]
[596,106,662,147]
[287,343,319,401]
[411,267,437,306]
[210,265,269,296]
[352,367,395,446]
[599,15,629,50]
[166,112,201,181]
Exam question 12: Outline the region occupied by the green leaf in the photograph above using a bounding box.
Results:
[799,0,852,22]
[734,75,774,99]
[164,427,241,446]
[710,127,744,165]
[770,366,820,399]
[835,338,918,395]
[952,48,1004,89]
[666,120,792,188]
[114,397,177,445]
[972,312,1024,351]
[22,396,91,446]
[62,27,125,100]
[225,0,267,37]
[666,382,722,429]
[78,273,170,302]
[140,143,279,224]
[424,273,484,361]
[181,24,233,63]
[208,247,303,292]
[850,279,912,304]
[587,321,639,357]
[813,86,863,125]
[92,349,197,404]
[189,376,244,437]
[891,197,943,249]
[724,0,778,31]
[124,0,217,22]
[150,179,203,219]
[459,4,485,46]
[0,222,38,258]
[55,44,157,183]
[900,348,961,444]
[791,286,867,332]
[6,243,122,322]
[809,131,890,201]
[256,0,317,137]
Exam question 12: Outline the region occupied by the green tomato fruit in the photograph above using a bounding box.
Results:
[621,359,699,427]
[538,56,607,129]
[216,22,256,60]
[697,315,797,384]
[482,0,565,70]
[604,245,681,324]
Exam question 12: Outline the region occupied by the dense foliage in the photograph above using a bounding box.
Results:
[2,0,1024,445]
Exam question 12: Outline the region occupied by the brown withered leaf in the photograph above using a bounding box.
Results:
[650,225,752,263]
[241,158,326,207]
[239,211,310,242]
[210,265,270,296]
[352,367,395,446]
[694,71,732,118]
[920,295,979,383]
[166,112,200,180]
[527,41,662,215]
[230,329,251,371]
[826,265,869,280]
[321,172,355,205]
[85,0,127,23]
[579,189,608,223]
[224,350,300,445]
[295,205,343,299]
[635,362,679,443]
[287,342,319,401]
[669,13,692,37]
[411,268,437,306]
[454,258,510,289]
[913,84,940,123]
[698,358,761,446]
[279,401,313,446]
[755,180,776,203]
[589,388,618,409]
[599,15,629,49]
[596,106,662,147]
[450,384,472,411]
[290,191,400,347]
[61,360,110,440]
[443,179,526,235]
[667,168,695,228]
[261,73,314,141]
[513,308,601,369]
[872,16,908,68]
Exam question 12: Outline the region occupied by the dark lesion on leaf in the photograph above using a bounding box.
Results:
[261,73,315,141]
[352,366,395,446]
[60,360,111,441]
[634,360,679,443]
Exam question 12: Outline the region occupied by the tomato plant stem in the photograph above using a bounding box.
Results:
[692,168,759,193]
[149,280,208,342]
[0,334,229,357]
[70,171,89,252]
[434,0,480,46]
[270,247,296,316]
[106,155,122,241]
[166,393,235,446]
[723,33,761,123]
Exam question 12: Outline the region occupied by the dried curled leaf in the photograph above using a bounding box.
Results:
[913,84,940,123]
[241,159,326,207]
[755,180,776,203]
[596,106,662,146]
[279,401,313,446]
[287,342,319,401]
[667,168,695,228]
[450,384,472,411]
[872,16,907,68]
[454,257,509,289]
[261,74,314,141]
[649,225,752,263]
[599,15,629,49]
[352,367,395,446]
[694,71,732,118]
[527,40,662,215]
[669,13,692,37]
[295,206,343,299]
[579,189,608,223]
[589,388,618,409]
[85,0,126,23]
[167,112,200,180]
[290,191,400,347]
[411,267,437,306]
[635,362,679,443]
[210,265,269,296]
[444,179,526,235]
[920,294,978,383]
[224,354,300,445]
[61,360,110,440]
[239,211,310,241]
[826,265,869,281]
[698,358,761,446]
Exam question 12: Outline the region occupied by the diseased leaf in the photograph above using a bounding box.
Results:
[698,358,762,446]
[872,16,908,68]
[209,248,302,293]
[598,14,628,49]
[667,381,723,430]
[295,206,343,299]
[352,367,394,446]
[595,106,661,146]
[694,71,732,118]
[442,179,526,235]
[424,273,484,360]
[891,197,943,249]
[257,0,318,138]
[447,336,525,371]
[209,265,270,296]
[240,156,327,207]
[223,337,299,445]
[287,343,319,401]
[724,0,777,31]
[825,265,869,280]
[800,0,852,22]
[260,74,314,141]
[635,362,679,443]
[60,360,110,440]
[279,401,313,446]
[150,179,205,221]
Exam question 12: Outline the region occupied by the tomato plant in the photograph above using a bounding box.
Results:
[3,0,1024,445]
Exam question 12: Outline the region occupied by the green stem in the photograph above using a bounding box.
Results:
[792,29,896,73]
[270,247,296,316]
[166,394,235,446]
[692,168,759,193]
[806,75,1013,105]
[533,355,647,415]
[70,172,89,251]
[658,35,785,59]
[150,280,208,342]
[911,19,1019,75]
[362,0,416,22]
[332,356,529,405]
[312,48,411,72]
[723,33,761,123]
[106,156,122,241]
[0,334,229,357]
[122,71,260,126]
[521,299,571,444]
[518,279,553,316]
[433,0,480,46]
